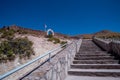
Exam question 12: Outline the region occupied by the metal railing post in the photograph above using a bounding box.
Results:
[49,53,51,62]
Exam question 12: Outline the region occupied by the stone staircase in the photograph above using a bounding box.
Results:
[68,39,120,77]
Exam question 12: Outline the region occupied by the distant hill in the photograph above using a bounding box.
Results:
[74,34,93,39]
[94,30,112,35]
[94,30,120,39]
[74,30,120,39]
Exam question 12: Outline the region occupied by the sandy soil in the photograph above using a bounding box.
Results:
[0,34,70,76]
[27,35,60,57]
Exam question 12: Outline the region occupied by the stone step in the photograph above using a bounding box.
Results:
[77,51,107,54]
[73,60,119,64]
[74,56,114,60]
[71,64,120,69]
[80,44,99,46]
[65,75,120,80]
[80,47,101,48]
[77,53,108,55]
[80,47,98,48]
[80,47,99,48]
[80,45,100,47]
[76,54,110,56]
[81,42,94,44]
[79,49,102,51]
[80,46,99,47]
[75,54,110,57]
[79,50,106,53]
[68,40,120,78]
[77,55,110,58]
[68,69,120,77]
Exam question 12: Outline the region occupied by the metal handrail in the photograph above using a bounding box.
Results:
[0,43,68,80]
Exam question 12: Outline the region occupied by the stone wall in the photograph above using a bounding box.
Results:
[93,37,120,59]
[93,38,110,51]
[20,39,82,80]
[110,41,120,58]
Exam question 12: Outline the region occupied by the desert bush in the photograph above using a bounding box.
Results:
[45,34,53,38]
[46,34,60,44]
[0,37,34,63]
[60,41,67,48]
[53,38,60,44]
[47,37,54,42]
[1,29,15,40]
[17,30,28,34]
[47,36,60,44]
[60,41,67,45]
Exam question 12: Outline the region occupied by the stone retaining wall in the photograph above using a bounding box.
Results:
[20,39,82,80]
[93,38,110,51]
[110,41,120,58]
[93,37,120,59]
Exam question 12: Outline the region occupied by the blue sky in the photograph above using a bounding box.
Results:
[0,0,120,35]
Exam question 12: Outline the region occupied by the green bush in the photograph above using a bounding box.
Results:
[17,30,28,34]
[45,34,53,38]
[60,41,67,48]
[47,36,60,44]
[0,37,34,63]
[47,37,54,42]
[60,41,67,45]
[53,38,60,44]
[1,29,15,40]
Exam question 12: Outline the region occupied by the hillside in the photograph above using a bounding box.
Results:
[94,30,120,39]
[1,25,70,39]
[74,30,120,39]
[0,25,71,74]
[0,25,71,61]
